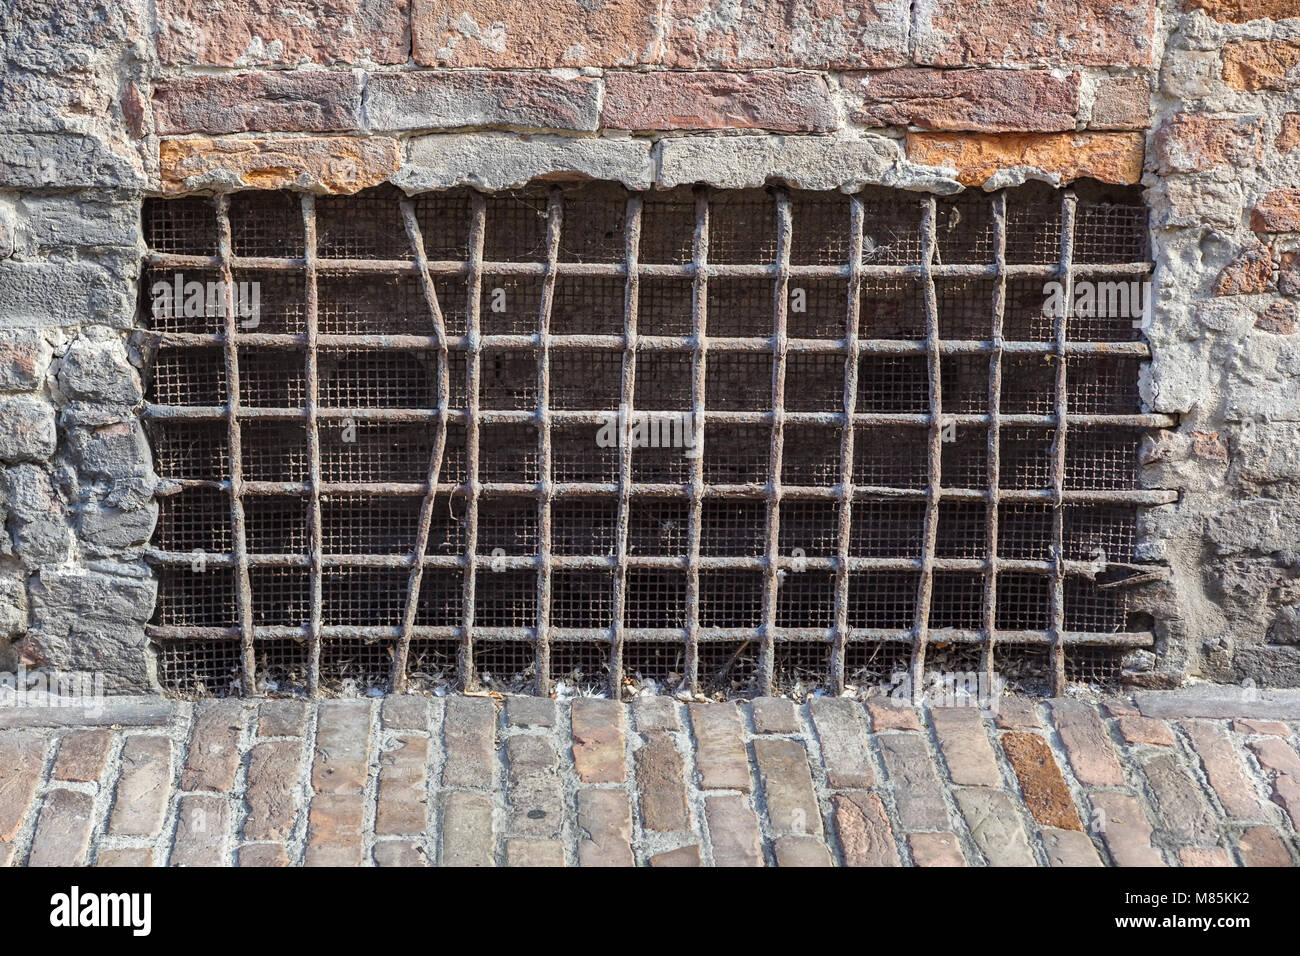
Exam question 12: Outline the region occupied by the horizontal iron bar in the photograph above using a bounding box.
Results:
[146,623,1155,647]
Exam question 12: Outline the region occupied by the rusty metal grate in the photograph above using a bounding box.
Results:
[142,181,1171,698]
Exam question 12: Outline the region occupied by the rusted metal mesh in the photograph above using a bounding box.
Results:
[142,180,1167,698]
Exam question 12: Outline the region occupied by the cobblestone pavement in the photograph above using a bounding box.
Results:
[2,689,1299,867]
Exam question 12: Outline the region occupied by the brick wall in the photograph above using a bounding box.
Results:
[1,0,1298,691]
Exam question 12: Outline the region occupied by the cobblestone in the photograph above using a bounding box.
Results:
[2,694,1295,866]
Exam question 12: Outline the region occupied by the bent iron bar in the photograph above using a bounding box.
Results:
[144,185,1163,697]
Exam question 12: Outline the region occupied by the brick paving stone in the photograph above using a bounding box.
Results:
[1000,732,1084,830]
[1102,699,1140,718]
[704,793,764,867]
[0,733,43,841]
[1180,846,1233,867]
[440,791,495,866]
[442,696,496,789]
[1236,825,1294,866]
[170,793,230,867]
[257,699,308,738]
[381,695,429,731]
[109,735,173,837]
[634,733,689,832]
[1116,715,1176,747]
[631,696,680,732]
[1184,721,1262,819]
[877,733,948,830]
[865,698,923,731]
[1232,719,1291,737]
[908,831,966,866]
[505,839,565,867]
[28,789,95,867]
[97,847,155,867]
[237,844,288,867]
[1051,700,1126,787]
[505,695,556,728]
[1272,773,1300,829]
[576,788,634,867]
[809,697,873,789]
[754,737,822,837]
[0,843,11,867]
[504,734,564,838]
[993,698,1041,730]
[305,793,364,867]
[774,834,833,866]
[955,788,1035,866]
[1090,792,1166,866]
[52,729,113,783]
[376,734,430,836]
[1248,737,1300,778]
[1041,827,1104,866]
[181,699,246,792]
[688,702,751,791]
[930,707,1001,787]
[833,791,900,866]
[648,844,701,866]
[374,840,427,867]
[571,698,626,784]
[751,697,799,734]
[244,740,303,842]
[312,700,371,795]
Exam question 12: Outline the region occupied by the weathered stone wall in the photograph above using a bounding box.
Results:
[1,0,1298,691]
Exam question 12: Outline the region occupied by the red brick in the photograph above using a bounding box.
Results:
[505,839,564,867]
[161,136,402,195]
[846,69,1079,132]
[1090,792,1165,866]
[28,790,95,867]
[662,0,907,69]
[1089,76,1151,131]
[1277,114,1300,153]
[865,698,922,731]
[750,697,799,735]
[905,131,1145,187]
[109,736,173,837]
[442,696,497,789]
[571,698,626,784]
[631,696,680,732]
[157,0,409,66]
[1184,721,1262,819]
[244,740,303,841]
[383,695,431,731]
[648,844,701,866]
[704,793,764,867]
[1187,0,1300,22]
[808,697,873,789]
[440,791,495,866]
[1116,715,1177,747]
[1051,700,1126,787]
[955,788,1035,866]
[773,834,833,866]
[833,791,900,867]
[877,733,948,829]
[366,71,600,132]
[238,844,289,867]
[1281,251,1300,296]
[930,706,1001,787]
[576,789,634,867]
[182,699,246,792]
[312,700,371,795]
[0,733,43,842]
[305,793,364,867]
[1255,301,1296,335]
[994,698,1041,729]
[97,848,156,867]
[376,734,430,836]
[688,702,750,791]
[1155,113,1264,174]
[153,72,363,135]
[601,71,835,133]
[374,840,427,867]
[753,738,821,837]
[913,0,1158,67]
[1233,718,1292,736]
[1248,737,1300,777]
[503,735,563,838]
[1180,846,1233,867]
[414,0,657,68]
[1252,190,1300,233]
[171,793,231,867]
[1001,732,1084,831]
[1224,40,1300,92]
[52,730,113,783]
[1042,828,1104,866]
[1236,824,1294,866]
[258,699,308,738]
[908,831,966,866]
[634,733,689,832]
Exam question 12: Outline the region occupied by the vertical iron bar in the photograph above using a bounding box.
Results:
[758,190,793,696]
[610,194,644,697]
[460,194,488,689]
[981,192,1007,689]
[684,188,711,694]
[391,199,451,693]
[534,188,564,696]
[1050,190,1078,696]
[909,195,943,703]
[831,194,866,695]
[215,194,257,694]
[301,194,324,695]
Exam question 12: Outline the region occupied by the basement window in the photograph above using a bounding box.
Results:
[140,181,1166,699]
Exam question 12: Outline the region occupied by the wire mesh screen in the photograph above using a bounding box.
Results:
[142,181,1171,698]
